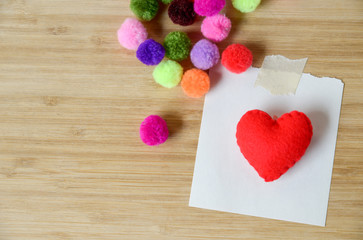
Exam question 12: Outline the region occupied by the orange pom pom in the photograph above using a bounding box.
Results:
[181,69,210,98]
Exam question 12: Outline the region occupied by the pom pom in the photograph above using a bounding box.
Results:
[130,0,159,21]
[153,60,183,88]
[117,18,148,50]
[136,39,165,66]
[140,115,169,146]
[222,44,253,74]
[236,110,313,182]
[190,39,220,70]
[181,69,210,98]
[232,0,261,13]
[161,0,173,4]
[201,14,231,42]
[168,0,196,26]
[194,0,226,17]
[163,31,191,61]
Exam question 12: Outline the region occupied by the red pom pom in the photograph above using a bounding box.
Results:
[168,0,196,26]
[222,44,253,74]
[236,110,313,182]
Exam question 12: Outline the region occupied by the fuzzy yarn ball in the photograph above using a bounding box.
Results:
[236,110,313,182]
[130,0,159,21]
[190,39,220,70]
[168,0,196,26]
[194,0,226,17]
[232,0,261,13]
[140,115,169,146]
[163,31,191,61]
[117,18,148,50]
[201,14,231,42]
[153,60,183,88]
[181,69,210,98]
[222,44,253,74]
[161,0,173,4]
[136,39,165,66]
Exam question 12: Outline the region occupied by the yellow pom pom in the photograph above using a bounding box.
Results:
[153,60,183,88]
[232,0,261,13]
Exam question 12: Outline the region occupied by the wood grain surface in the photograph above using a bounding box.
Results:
[0,0,362,239]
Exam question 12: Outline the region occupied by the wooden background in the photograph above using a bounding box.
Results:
[0,0,362,239]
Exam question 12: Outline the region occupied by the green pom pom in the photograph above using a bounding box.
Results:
[153,60,183,88]
[163,31,191,61]
[232,0,261,13]
[130,0,159,21]
[161,0,173,4]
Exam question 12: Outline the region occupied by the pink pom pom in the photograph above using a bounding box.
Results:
[194,0,225,17]
[117,18,148,50]
[201,14,231,42]
[140,115,169,146]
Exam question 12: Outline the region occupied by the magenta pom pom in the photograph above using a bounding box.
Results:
[201,14,231,42]
[117,18,148,50]
[194,0,226,17]
[190,39,220,70]
[136,39,165,66]
[140,115,169,146]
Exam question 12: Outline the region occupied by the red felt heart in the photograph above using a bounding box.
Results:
[236,110,313,182]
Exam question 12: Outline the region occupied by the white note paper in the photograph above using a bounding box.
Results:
[189,63,344,226]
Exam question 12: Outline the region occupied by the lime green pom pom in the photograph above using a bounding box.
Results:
[130,0,159,21]
[163,31,191,61]
[153,60,183,88]
[232,0,261,13]
[161,0,173,4]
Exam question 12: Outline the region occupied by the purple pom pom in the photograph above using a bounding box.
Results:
[190,39,220,70]
[140,115,169,146]
[136,39,165,66]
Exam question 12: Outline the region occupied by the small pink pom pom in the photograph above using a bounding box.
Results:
[201,14,231,42]
[117,18,148,50]
[140,115,169,146]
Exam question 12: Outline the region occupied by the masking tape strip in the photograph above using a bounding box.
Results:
[254,55,308,95]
